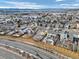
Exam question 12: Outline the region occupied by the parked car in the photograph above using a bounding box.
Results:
[0,31,6,35]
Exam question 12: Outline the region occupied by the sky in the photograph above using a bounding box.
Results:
[0,0,79,9]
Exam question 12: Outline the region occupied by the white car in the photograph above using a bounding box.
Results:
[12,33,20,37]
[0,31,5,35]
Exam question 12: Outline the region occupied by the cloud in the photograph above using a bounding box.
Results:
[3,1,50,9]
[0,6,15,8]
[60,3,79,6]
[56,0,63,2]
[60,3,79,8]
[0,1,79,9]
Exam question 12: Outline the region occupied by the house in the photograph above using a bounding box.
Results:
[43,33,55,45]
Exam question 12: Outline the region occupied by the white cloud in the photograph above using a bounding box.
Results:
[3,1,50,9]
[73,4,79,6]
[1,1,79,9]
[56,0,63,2]
[60,4,79,6]
[0,6,15,8]
[59,3,79,8]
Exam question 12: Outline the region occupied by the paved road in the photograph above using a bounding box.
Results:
[0,47,24,59]
[0,39,59,59]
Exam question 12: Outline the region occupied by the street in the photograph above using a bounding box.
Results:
[0,47,24,59]
[0,39,59,59]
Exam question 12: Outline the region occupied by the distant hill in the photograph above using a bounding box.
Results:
[0,8,79,15]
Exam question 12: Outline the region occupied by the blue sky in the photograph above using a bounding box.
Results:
[0,0,79,9]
